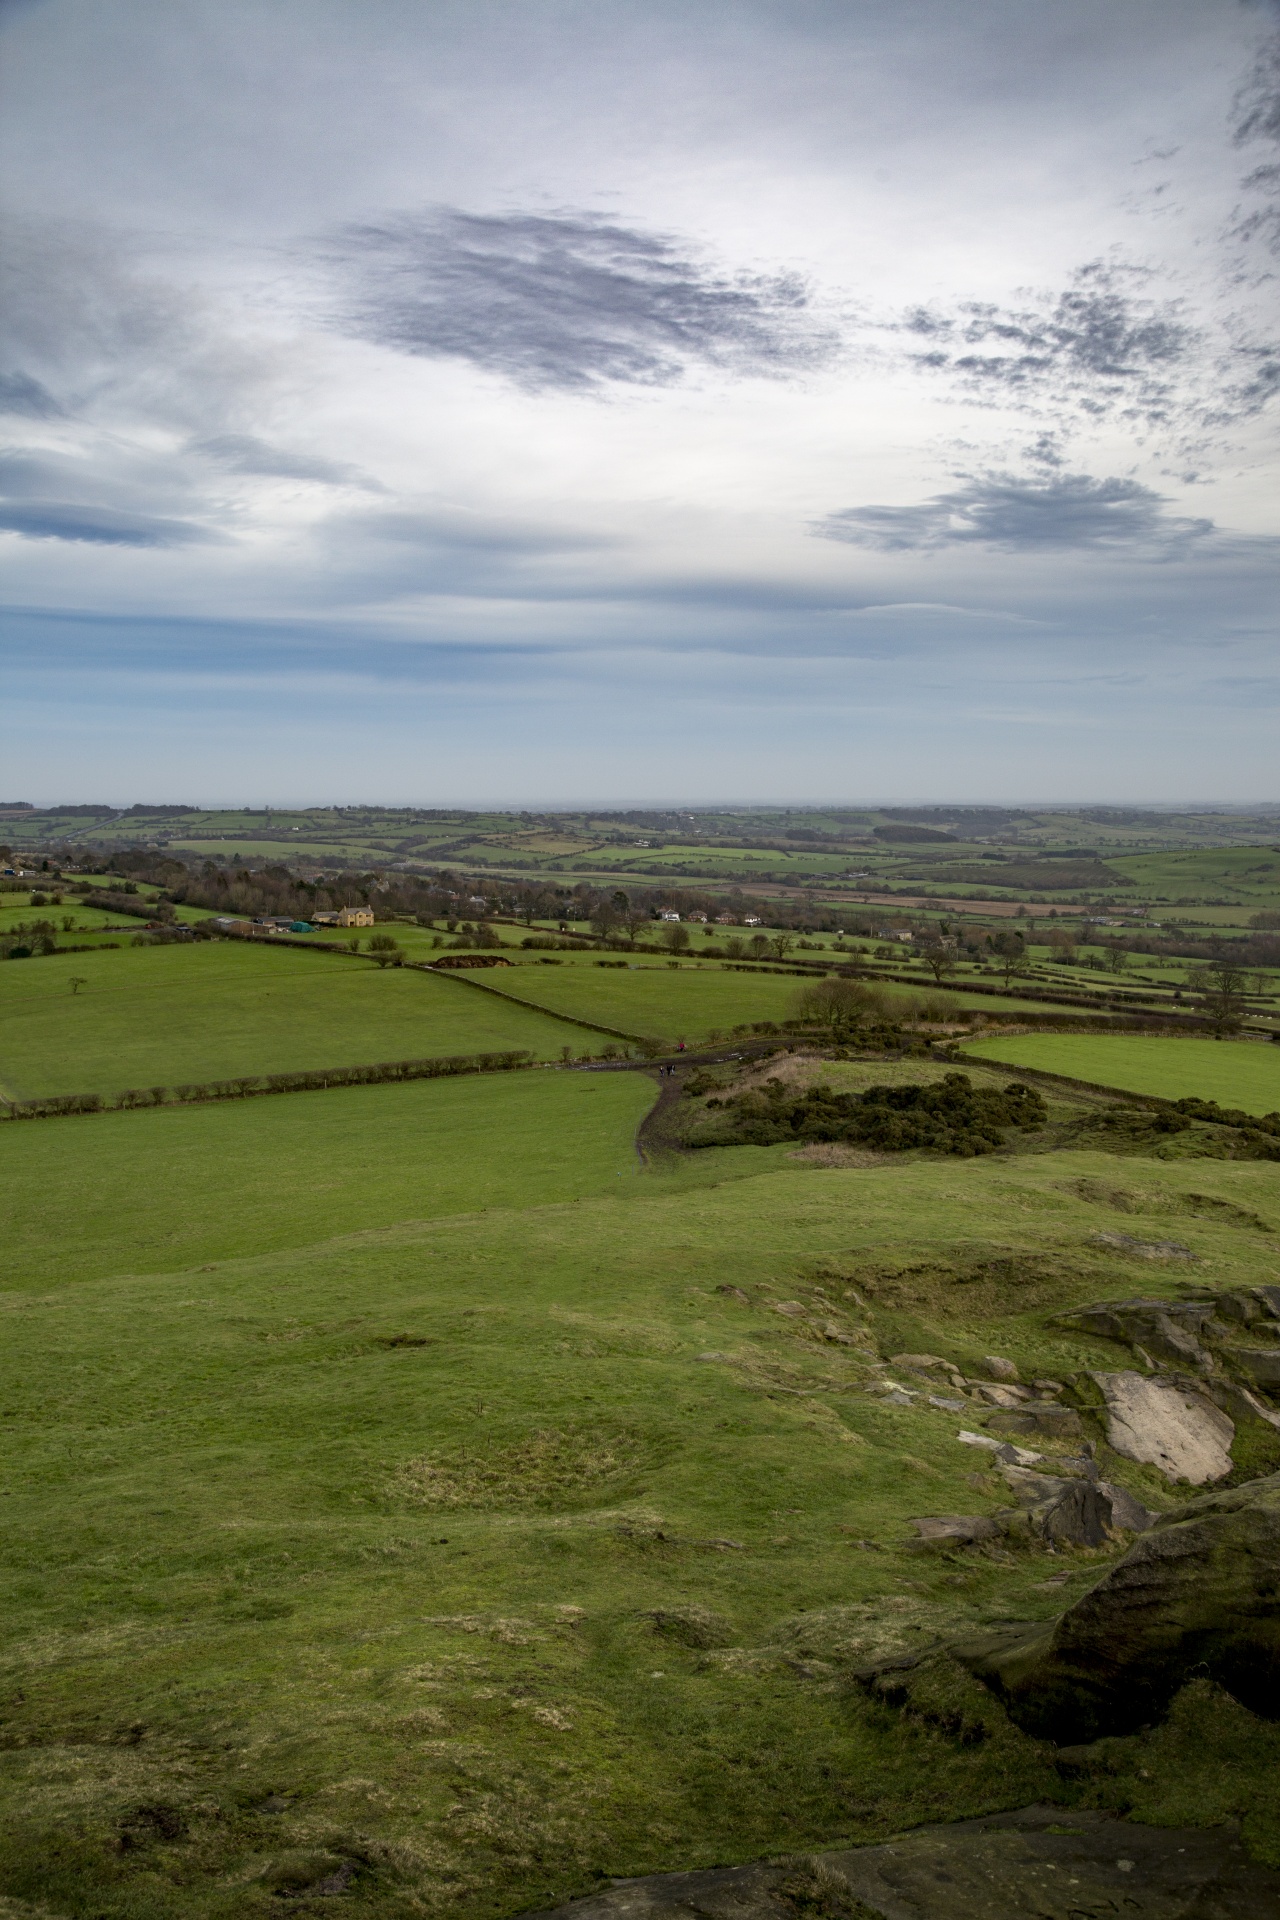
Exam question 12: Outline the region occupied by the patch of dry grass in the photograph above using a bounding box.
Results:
[393,1422,653,1510]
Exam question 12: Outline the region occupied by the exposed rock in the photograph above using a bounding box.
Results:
[992,1442,1044,1467]
[985,1405,1083,1441]
[772,1300,807,1317]
[1231,1346,1280,1389]
[982,1354,1021,1381]
[926,1394,965,1411]
[957,1428,1002,1451]
[972,1383,1031,1407]
[514,1805,1280,1920]
[714,1284,751,1303]
[958,1471,1280,1741]
[1092,1370,1234,1484]
[907,1514,1000,1545]
[890,1351,950,1370]
[1097,1480,1159,1533]
[1057,1298,1216,1371]
[1092,1230,1197,1260]
[1000,1465,1072,1505]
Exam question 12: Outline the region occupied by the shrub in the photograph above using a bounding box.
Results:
[718,1072,1047,1156]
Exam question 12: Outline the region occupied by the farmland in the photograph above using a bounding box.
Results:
[5,836,1280,1917]
[0,1069,658,1294]
[0,942,588,1101]
[963,1033,1280,1114]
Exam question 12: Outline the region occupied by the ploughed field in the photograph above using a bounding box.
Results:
[0,942,589,1101]
[5,963,1280,1917]
[964,1032,1280,1115]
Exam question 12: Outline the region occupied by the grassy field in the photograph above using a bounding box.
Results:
[3,1123,1280,1916]
[0,944,591,1101]
[0,1069,659,1294]
[964,1033,1280,1113]
[478,961,809,1041]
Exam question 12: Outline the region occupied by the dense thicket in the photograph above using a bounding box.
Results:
[713,1071,1046,1156]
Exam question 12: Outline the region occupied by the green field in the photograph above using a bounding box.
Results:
[478,960,810,1041]
[0,1068,658,1294]
[0,944,589,1101]
[4,1107,1280,1915]
[964,1033,1280,1113]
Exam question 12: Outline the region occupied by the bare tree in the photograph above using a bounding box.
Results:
[770,930,797,961]
[1189,962,1249,1036]
[921,938,957,985]
[791,976,889,1040]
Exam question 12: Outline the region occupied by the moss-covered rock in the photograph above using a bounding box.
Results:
[957,1471,1280,1740]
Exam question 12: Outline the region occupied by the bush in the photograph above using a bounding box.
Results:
[718,1072,1047,1156]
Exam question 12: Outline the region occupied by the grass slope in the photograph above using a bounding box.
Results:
[964,1033,1280,1114]
[0,1069,657,1294]
[0,944,589,1100]
[3,1134,1280,1916]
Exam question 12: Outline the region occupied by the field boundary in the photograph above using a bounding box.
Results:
[411,960,665,1051]
[951,1037,1280,1118]
[0,1050,538,1123]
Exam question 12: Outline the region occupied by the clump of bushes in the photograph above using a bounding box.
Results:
[715,1071,1047,1156]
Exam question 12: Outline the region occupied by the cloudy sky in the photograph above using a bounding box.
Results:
[2,0,1278,805]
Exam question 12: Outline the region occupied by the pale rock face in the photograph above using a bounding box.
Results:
[1092,1370,1234,1484]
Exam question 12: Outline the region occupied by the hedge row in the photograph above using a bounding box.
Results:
[0,1050,534,1122]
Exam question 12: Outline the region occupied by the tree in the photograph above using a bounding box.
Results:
[1189,962,1249,1036]
[1105,944,1130,975]
[662,921,690,953]
[990,930,1030,990]
[792,976,888,1040]
[920,939,957,985]
[366,933,403,967]
[770,930,797,961]
[68,975,88,996]
[749,933,770,958]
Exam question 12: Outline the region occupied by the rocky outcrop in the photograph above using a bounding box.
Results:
[1092,1370,1235,1484]
[514,1805,1280,1919]
[957,1470,1280,1741]
[1055,1288,1280,1426]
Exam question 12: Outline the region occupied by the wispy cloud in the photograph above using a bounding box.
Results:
[190,434,380,488]
[899,262,1196,432]
[815,470,1215,554]
[325,206,839,392]
[0,500,220,546]
[0,371,62,418]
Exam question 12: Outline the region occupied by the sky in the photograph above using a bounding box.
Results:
[1,0,1278,806]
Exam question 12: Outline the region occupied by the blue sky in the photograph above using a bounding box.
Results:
[2,0,1278,805]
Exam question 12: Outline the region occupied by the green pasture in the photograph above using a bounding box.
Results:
[0,1068,657,1294]
[964,1033,1280,1114]
[3,1129,1280,1916]
[479,960,812,1040]
[0,943,589,1101]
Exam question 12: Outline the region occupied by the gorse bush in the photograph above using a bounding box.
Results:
[719,1071,1047,1156]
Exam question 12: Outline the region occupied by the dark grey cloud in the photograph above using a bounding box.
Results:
[0,500,218,546]
[815,471,1215,555]
[901,263,1195,428]
[1231,29,1280,255]
[191,433,379,487]
[326,206,838,392]
[0,371,62,418]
